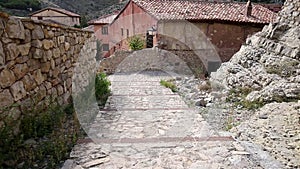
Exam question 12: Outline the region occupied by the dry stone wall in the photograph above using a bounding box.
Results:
[0,12,96,129]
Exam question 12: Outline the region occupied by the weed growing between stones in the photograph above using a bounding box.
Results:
[160,79,178,92]
[226,87,265,110]
[0,98,82,169]
[264,60,299,77]
[227,86,300,111]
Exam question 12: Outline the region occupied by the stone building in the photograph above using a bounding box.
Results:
[29,7,81,27]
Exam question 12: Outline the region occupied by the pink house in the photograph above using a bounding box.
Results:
[90,0,276,64]
[89,13,118,57]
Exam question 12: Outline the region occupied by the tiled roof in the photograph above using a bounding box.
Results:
[29,7,80,17]
[88,13,118,24]
[133,0,277,24]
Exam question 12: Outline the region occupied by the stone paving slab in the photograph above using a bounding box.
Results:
[63,71,278,169]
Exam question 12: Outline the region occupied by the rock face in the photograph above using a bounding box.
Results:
[210,1,300,168]
[211,0,300,103]
[231,102,300,168]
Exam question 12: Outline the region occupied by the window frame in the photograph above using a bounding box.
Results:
[102,26,108,35]
[102,44,109,51]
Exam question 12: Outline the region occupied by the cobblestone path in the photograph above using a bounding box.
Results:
[62,71,276,169]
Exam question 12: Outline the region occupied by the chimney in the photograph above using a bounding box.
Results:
[246,0,252,17]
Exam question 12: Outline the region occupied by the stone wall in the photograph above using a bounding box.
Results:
[0,12,96,129]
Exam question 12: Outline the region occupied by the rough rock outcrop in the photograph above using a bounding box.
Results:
[210,1,300,168]
[211,0,300,103]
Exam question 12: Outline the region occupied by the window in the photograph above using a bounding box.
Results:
[102,44,109,51]
[127,29,129,37]
[121,28,124,36]
[102,26,108,35]
[38,16,43,20]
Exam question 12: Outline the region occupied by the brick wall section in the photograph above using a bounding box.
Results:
[0,12,96,129]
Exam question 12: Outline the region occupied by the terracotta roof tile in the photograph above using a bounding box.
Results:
[133,0,277,24]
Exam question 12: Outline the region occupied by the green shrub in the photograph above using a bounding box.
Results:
[128,35,145,51]
[0,101,81,169]
[95,72,111,107]
[160,79,178,92]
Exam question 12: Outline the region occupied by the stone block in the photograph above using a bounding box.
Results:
[32,25,44,40]
[0,69,16,88]
[13,63,29,80]
[32,48,45,59]
[24,29,31,43]
[59,45,65,55]
[17,43,31,56]
[53,48,61,58]
[50,59,55,69]
[16,55,29,64]
[65,42,70,51]
[41,62,51,73]
[0,89,14,108]
[0,19,5,37]
[23,22,35,30]
[33,69,44,85]
[31,40,43,48]
[52,67,60,78]
[6,17,25,40]
[6,43,20,61]
[10,81,27,101]
[58,35,65,44]
[51,87,58,98]
[0,41,4,66]
[57,85,64,96]
[42,39,54,50]
[22,74,37,91]
[44,82,52,90]
[37,85,47,101]
[43,50,53,61]
[55,58,62,65]
[43,29,55,38]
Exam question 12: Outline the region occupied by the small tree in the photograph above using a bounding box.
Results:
[128,35,145,51]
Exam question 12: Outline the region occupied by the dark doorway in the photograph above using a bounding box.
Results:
[146,33,153,48]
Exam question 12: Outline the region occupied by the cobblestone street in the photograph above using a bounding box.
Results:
[62,71,281,169]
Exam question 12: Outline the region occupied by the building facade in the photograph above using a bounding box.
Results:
[90,0,277,71]
[29,7,80,27]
